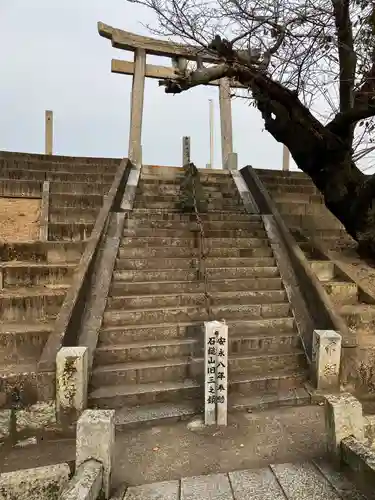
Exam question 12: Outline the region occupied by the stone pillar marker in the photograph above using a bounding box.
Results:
[129,48,146,165]
[76,410,115,499]
[219,78,233,169]
[204,320,229,426]
[56,346,88,420]
[324,393,364,459]
[227,152,238,171]
[312,330,342,390]
[282,144,290,171]
[182,136,191,166]
[45,110,53,155]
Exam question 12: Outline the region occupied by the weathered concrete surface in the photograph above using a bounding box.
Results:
[113,405,326,487]
[341,436,375,499]
[0,410,11,443]
[16,401,56,435]
[56,346,88,419]
[0,462,70,500]
[76,410,115,499]
[312,330,341,390]
[60,459,103,500]
[325,393,364,459]
[125,480,179,500]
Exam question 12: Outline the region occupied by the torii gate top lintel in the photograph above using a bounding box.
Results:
[98,21,219,63]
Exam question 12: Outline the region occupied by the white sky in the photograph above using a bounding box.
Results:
[0,0,331,172]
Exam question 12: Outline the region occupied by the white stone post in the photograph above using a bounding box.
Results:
[128,48,146,165]
[182,136,191,166]
[219,78,233,170]
[312,330,341,390]
[282,144,290,171]
[204,320,228,426]
[56,346,88,421]
[324,393,364,459]
[45,110,53,155]
[76,409,115,499]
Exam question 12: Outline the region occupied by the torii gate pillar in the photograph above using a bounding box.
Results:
[129,48,146,166]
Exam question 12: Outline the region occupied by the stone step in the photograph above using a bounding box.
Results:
[102,302,291,327]
[0,158,119,174]
[0,321,54,363]
[113,265,280,283]
[137,187,238,200]
[0,262,75,287]
[130,209,254,221]
[266,183,318,194]
[117,245,273,259]
[0,178,41,197]
[0,286,67,322]
[309,260,335,281]
[0,168,115,184]
[48,222,94,241]
[272,193,324,204]
[49,181,111,196]
[114,256,276,271]
[141,166,230,180]
[120,236,269,249]
[94,338,197,365]
[89,368,307,408]
[255,168,309,179]
[0,152,120,166]
[136,183,237,196]
[339,304,375,333]
[133,200,245,210]
[91,349,305,387]
[283,214,344,231]
[107,289,287,310]
[98,317,296,345]
[49,193,104,209]
[49,207,98,223]
[0,241,85,264]
[256,174,314,186]
[122,228,267,238]
[110,277,283,296]
[96,332,301,363]
[323,280,358,305]
[125,219,262,231]
[277,203,330,216]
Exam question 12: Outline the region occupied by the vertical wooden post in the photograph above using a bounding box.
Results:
[128,48,146,165]
[282,144,290,171]
[219,78,233,169]
[45,110,53,155]
[182,136,190,166]
[208,99,214,169]
[40,181,50,241]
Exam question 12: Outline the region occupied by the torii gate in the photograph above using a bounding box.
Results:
[98,22,244,169]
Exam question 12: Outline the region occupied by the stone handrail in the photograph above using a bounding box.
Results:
[240,165,353,360]
[37,158,133,378]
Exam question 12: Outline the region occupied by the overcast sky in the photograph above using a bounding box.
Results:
[1,0,299,170]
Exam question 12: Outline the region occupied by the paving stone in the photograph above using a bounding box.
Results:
[229,467,285,500]
[271,462,341,499]
[181,473,233,500]
[124,480,179,500]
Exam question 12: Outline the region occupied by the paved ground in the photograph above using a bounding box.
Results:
[122,460,369,500]
[1,405,326,490]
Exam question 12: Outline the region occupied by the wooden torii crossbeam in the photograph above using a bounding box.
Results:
[98,22,241,168]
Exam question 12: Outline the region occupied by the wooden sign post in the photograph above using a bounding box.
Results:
[204,320,228,426]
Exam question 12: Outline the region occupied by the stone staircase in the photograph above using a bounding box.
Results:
[256,168,375,347]
[256,169,355,251]
[0,151,120,241]
[0,152,120,403]
[121,459,369,500]
[89,165,309,417]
